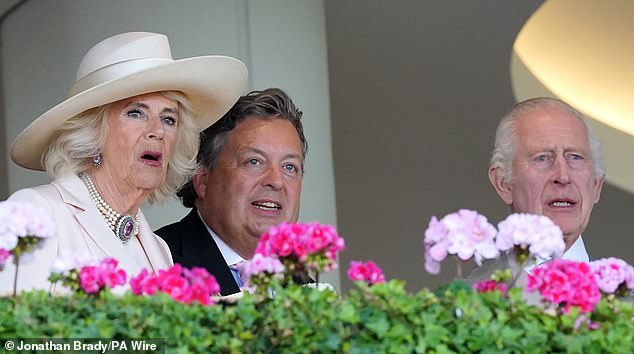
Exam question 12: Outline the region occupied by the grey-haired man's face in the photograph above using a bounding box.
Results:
[491,109,604,248]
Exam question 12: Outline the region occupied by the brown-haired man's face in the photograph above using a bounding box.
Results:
[194,117,303,254]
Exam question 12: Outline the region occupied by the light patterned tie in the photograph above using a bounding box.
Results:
[229,261,247,288]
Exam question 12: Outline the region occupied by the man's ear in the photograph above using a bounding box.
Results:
[593,175,605,204]
[192,168,208,199]
[488,165,513,205]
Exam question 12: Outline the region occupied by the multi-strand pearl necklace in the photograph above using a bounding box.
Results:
[80,172,139,243]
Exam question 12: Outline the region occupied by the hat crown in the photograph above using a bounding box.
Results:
[76,32,173,81]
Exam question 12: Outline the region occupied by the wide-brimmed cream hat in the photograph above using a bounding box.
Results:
[10,31,248,171]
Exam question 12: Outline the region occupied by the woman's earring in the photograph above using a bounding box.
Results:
[93,153,103,168]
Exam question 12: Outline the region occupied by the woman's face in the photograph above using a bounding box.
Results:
[101,92,179,192]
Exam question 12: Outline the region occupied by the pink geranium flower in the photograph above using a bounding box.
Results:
[130,269,159,295]
[526,259,600,313]
[77,258,127,294]
[474,280,508,295]
[79,266,102,294]
[348,260,385,285]
[49,254,127,294]
[255,222,345,274]
[98,258,127,288]
[0,248,10,270]
[130,264,220,305]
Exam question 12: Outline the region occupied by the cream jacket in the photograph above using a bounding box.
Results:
[0,174,173,295]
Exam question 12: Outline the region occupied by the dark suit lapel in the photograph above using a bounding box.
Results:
[179,210,240,295]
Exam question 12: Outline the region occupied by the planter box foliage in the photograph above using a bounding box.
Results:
[1,280,632,353]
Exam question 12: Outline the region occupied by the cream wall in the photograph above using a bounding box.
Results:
[0,0,339,287]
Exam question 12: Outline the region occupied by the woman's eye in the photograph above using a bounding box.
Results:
[162,116,177,126]
[127,109,143,118]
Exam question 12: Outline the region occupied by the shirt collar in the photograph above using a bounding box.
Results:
[196,209,245,266]
[561,235,589,262]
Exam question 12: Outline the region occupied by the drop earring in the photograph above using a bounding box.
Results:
[93,153,103,168]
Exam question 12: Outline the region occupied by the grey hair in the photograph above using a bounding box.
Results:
[491,97,605,183]
[44,91,198,204]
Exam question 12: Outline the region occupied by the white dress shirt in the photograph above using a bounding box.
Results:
[196,210,245,267]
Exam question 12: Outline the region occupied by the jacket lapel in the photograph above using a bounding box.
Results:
[54,174,171,274]
[136,209,172,273]
[54,174,125,257]
[179,210,240,294]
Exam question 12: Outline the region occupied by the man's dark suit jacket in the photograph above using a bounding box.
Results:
[155,209,240,295]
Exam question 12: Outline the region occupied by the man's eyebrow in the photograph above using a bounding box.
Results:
[244,147,302,160]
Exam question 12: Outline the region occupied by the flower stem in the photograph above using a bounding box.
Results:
[456,259,463,278]
[13,254,20,297]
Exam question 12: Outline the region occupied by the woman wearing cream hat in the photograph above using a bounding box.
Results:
[0,32,247,294]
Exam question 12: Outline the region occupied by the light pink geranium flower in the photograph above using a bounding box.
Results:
[496,213,565,260]
[50,251,94,274]
[590,257,634,294]
[626,265,634,292]
[423,209,498,274]
[348,260,385,285]
[0,201,56,265]
[244,254,285,279]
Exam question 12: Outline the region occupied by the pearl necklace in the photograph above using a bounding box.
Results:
[80,172,139,243]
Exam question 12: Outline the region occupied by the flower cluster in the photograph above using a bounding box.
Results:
[243,254,285,281]
[240,254,285,294]
[474,279,508,295]
[589,257,634,296]
[424,209,498,274]
[526,259,601,313]
[130,264,220,305]
[78,258,127,294]
[255,222,345,275]
[0,200,55,266]
[496,213,565,261]
[347,260,385,285]
[49,253,126,294]
[424,211,569,275]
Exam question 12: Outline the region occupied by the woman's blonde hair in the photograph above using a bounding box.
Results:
[44,91,199,203]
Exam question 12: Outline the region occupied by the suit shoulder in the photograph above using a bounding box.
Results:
[154,221,186,250]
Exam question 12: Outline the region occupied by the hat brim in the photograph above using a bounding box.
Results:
[10,55,247,171]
